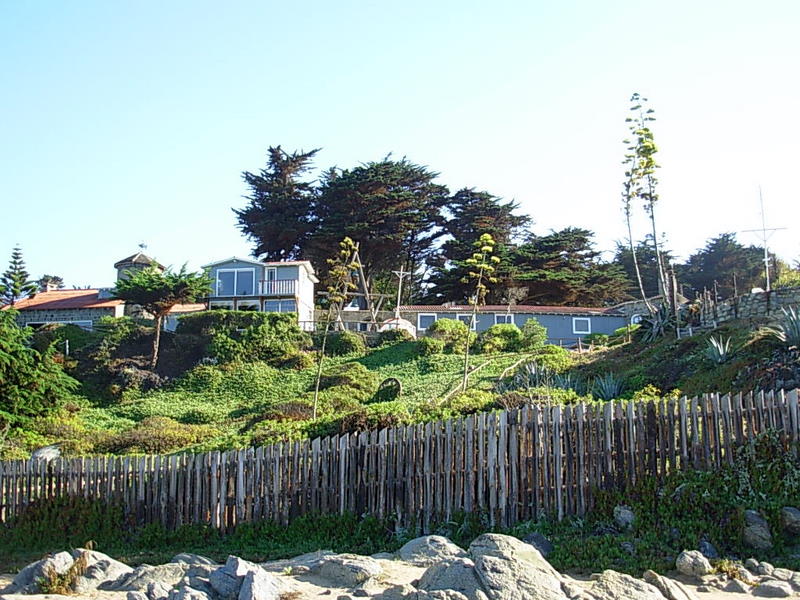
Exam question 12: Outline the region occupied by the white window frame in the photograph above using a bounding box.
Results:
[264,299,297,313]
[265,267,277,281]
[457,314,477,330]
[417,313,437,331]
[572,317,591,335]
[495,313,513,325]
[216,268,256,296]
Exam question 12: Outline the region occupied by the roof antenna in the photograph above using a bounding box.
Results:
[138,242,147,251]
[740,186,785,292]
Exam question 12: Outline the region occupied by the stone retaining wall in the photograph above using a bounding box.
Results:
[699,287,800,327]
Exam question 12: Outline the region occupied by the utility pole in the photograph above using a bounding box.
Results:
[741,187,785,292]
[392,267,411,321]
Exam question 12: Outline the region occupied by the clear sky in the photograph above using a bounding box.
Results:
[2,1,798,288]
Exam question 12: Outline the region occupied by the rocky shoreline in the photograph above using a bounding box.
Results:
[2,534,799,600]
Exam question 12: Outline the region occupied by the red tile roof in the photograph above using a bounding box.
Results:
[168,303,206,314]
[399,304,622,316]
[5,289,123,311]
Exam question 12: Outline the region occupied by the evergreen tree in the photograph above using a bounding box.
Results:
[0,310,77,432]
[113,266,212,369]
[678,233,768,299]
[613,236,675,299]
[0,246,37,306]
[307,158,449,289]
[235,146,320,260]
[37,275,65,292]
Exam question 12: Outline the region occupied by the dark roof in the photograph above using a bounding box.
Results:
[113,252,165,270]
[5,289,123,311]
[399,304,624,316]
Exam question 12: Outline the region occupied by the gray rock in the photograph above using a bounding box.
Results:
[586,570,664,600]
[613,505,635,530]
[127,592,149,600]
[752,580,794,597]
[697,539,719,560]
[734,565,758,585]
[373,584,418,600]
[426,592,470,600]
[208,555,265,600]
[418,558,487,600]
[71,550,134,593]
[310,554,383,587]
[371,552,396,560]
[168,586,213,600]
[469,534,567,600]
[772,568,793,582]
[171,553,219,566]
[723,579,752,594]
[398,536,467,567]
[8,550,75,593]
[107,563,190,592]
[643,569,700,600]
[523,532,555,557]
[745,558,760,570]
[237,569,281,600]
[790,573,800,591]
[781,507,800,537]
[147,581,173,600]
[675,550,714,578]
[757,561,775,576]
[743,510,773,550]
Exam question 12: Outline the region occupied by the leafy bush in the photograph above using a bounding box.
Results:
[426,318,475,353]
[205,312,310,364]
[447,389,496,414]
[248,419,306,446]
[520,318,548,350]
[478,323,523,353]
[339,401,414,433]
[774,271,800,289]
[377,328,414,345]
[317,362,379,400]
[530,345,572,372]
[416,337,445,356]
[99,416,217,454]
[418,353,461,373]
[583,333,610,347]
[275,351,315,370]
[324,330,367,356]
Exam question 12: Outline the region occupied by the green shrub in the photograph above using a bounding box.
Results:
[31,323,100,355]
[419,353,461,373]
[530,344,572,372]
[338,400,414,433]
[248,419,306,446]
[377,328,414,345]
[416,337,445,356]
[324,330,367,356]
[99,417,218,454]
[275,350,316,370]
[447,389,497,414]
[583,333,610,347]
[520,318,548,350]
[522,386,592,405]
[204,312,310,364]
[317,362,378,400]
[478,323,523,353]
[426,318,475,353]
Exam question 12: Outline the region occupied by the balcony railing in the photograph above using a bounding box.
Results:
[260,279,296,296]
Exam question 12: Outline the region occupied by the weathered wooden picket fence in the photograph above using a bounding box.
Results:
[1,389,798,532]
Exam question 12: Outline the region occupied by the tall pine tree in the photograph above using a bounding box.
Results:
[0,246,37,306]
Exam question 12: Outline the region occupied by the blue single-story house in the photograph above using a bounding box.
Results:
[399,304,629,345]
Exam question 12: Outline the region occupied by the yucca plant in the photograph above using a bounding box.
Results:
[592,372,625,401]
[513,361,554,390]
[640,303,675,343]
[704,335,733,364]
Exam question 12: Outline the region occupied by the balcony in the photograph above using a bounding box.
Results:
[260,279,296,296]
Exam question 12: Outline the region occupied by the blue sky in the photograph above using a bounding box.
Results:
[2,1,798,287]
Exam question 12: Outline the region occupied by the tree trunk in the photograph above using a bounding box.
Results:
[150,314,163,370]
[626,211,654,314]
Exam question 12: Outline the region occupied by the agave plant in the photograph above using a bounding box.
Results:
[763,306,800,348]
[552,372,587,395]
[592,372,624,401]
[640,303,675,343]
[512,361,555,390]
[704,335,733,364]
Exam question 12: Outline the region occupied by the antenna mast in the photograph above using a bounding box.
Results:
[740,186,785,292]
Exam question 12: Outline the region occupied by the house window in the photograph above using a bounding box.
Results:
[264,299,297,313]
[216,268,255,296]
[495,313,513,325]
[236,300,259,311]
[210,301,234,310]
[418,313,437,331]
[265,267,277,281]
[572,317,591,335]
[457,314,477,330]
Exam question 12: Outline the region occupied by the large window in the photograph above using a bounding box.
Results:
[495,313,513,325]
[216,268,255,296]
[457,314,477,330]
[418,313,437,331]
[264,299,297,313]
[572,317,591,335]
